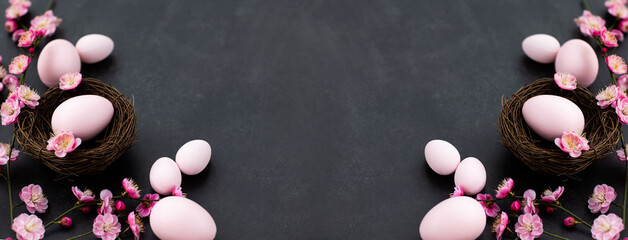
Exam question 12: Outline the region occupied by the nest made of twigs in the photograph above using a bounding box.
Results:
[498,78,621,176]
[15,78,137,176]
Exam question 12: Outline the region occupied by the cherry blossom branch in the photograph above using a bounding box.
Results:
[65,231,92,240]
[44,202,94,228]
[582,0,590,11]
[45,0,54,11]
[544,231,570,240]
[543,202,592,228]
[6,133,16,224]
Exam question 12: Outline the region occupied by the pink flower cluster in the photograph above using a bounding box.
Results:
[0,80,40,125]
[575,10,625,47]
[5,3,62,47]
[0,142,19,165]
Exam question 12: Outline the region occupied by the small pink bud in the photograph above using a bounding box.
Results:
[28,48,34,53]
[603,48,608,53]
[80,206,90,214]
[59,216,72,228]
[564,217,577,227]
[115,200,126,212]
[4,20,16,33]
[545,206,556,214]
[510,200,521,212]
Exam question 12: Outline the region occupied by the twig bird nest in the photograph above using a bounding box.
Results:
[498,78,621,176]
[15,78,137,176]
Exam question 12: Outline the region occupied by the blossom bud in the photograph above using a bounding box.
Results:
[545,206,556,214]
[602,47,608,54]
[80,206,90,214]
[564,217,577,227]
[510,200,521,212]
[59,216,72,228]
[28,48,34,53]
[4,20,16,33]
[115,200,126,212]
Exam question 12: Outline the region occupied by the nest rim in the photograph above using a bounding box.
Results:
[498,78,621,176]
[15,78,137,176]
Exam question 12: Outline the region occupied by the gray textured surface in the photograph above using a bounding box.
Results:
[0,0,624,239]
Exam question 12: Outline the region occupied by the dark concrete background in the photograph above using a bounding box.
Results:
[0,0,625,239]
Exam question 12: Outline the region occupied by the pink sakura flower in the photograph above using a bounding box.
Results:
[11,213,44,240]
[554,131,590,158]
[602,30,620,48]
[8,54,29,75]
[1,96,21,125]
[541,186,564,202]
[71,186,95,203]
[3,74,18,91]
[98,189,113,215]
[607,55,628,74]
[59,72,81,90]
[0,142,19,165]
[574,10,607,37]
[589,184,617,213]
[19,184,48,214]
[617,145,628,162]
[476,193,500,217]
[613,29,625,42]
[449,186,464,197]
[619,75,628,90]
[5,20,16,33]
[93,213,122,240]
[0,66,6,79]
[136,193,160,218]
[522,189,537,214]
[592,213,624,240]
[610,4,628,19]
[122,178,141,199]
[29,10,61,37]
[606,0,628,8]
[495,178,514,199]
[127,212,143,240]
[492,211,508,240]
[5,4,27,20]
[172,186,185,197]
[515,213,543,240]
[554,72,577,90]
[16,85,39,109]
[11,29,24,42]
[9,0,32,8]
[616,97,628,124]
[17,30,35,48]
[46,131,81,158]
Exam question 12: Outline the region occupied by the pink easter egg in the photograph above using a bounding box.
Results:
[453,157,486,195]
[38,39,81,87]
[522,95,585,141]
[424,139,460,175]
[150,196,217,240]
[522,34,560,64]
[555,39,598,87]
[150,157,182,195]
[176,139,212,175]
[419,196,486,240]
[51,95,114,141]
[75,34,114,64]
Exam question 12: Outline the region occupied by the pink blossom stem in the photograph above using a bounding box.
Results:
[623,134,628,225]
[66,230,92,240]
[6,133,16,225]
[44,202,93,228]
[544,202,592,228]
[544,231,570,240]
